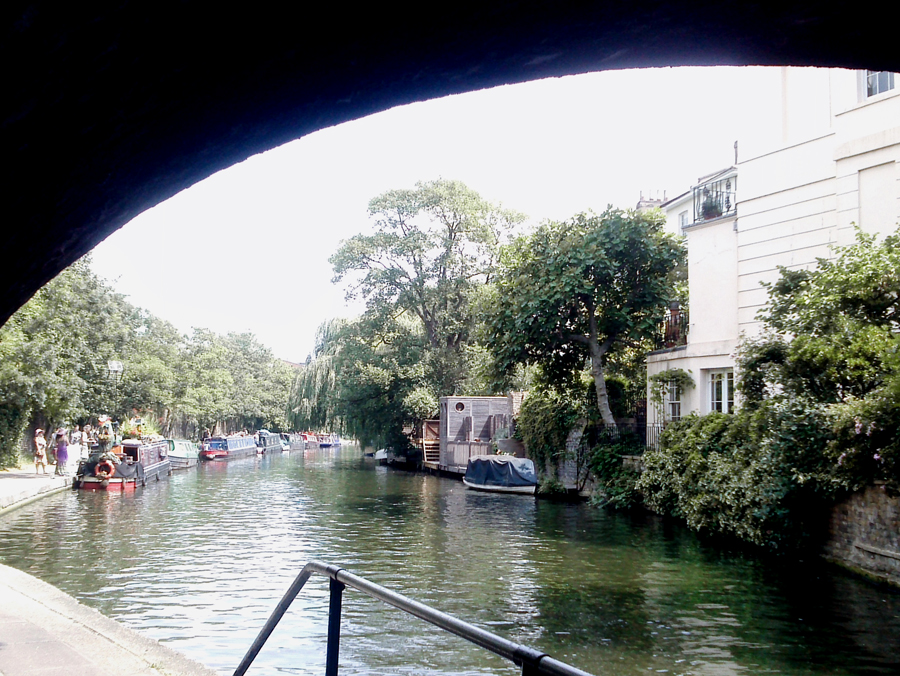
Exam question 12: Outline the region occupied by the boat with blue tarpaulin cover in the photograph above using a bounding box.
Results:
[462,455,537,494]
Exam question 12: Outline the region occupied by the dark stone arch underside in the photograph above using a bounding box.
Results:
[3,2,897,323]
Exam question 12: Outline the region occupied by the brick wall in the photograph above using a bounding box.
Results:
[822,484,900,586]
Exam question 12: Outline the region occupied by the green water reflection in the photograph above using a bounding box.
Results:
[1,446,898,675]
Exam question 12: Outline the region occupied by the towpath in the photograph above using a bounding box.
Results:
[0,468,69,516]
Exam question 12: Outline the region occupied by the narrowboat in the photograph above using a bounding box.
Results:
[151,438,199,470]
[200,435,258,461]
[74,439,171,490]
[286,433,307,451]
[462,455,537,495]
[301,432,319,447]
[256,430,283,454]
[318,433,341,447]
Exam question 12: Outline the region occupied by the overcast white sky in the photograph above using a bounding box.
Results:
[90,66,785,363]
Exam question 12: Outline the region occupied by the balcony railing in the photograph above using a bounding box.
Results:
[596,422,665,453]
[693,175,736,222]
[654,307,688,349]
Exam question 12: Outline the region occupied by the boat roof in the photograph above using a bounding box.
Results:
[469,454,530,465]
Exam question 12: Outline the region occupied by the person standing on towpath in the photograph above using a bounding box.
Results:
[33,429,48,474]
[53,429,68,476]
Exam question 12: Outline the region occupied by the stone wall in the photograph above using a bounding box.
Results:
[822,484,900,586]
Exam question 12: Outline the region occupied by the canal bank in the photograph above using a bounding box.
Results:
[0,468,69,517]
[0,562,216,676]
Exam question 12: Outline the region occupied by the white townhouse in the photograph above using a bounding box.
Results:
[647,68,900,425]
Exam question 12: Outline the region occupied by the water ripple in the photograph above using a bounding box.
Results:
[1,448,900,675]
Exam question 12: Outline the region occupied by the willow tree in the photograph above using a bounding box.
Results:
[288,319,344,433]
[288,315,434,451]
[489,208,684,424]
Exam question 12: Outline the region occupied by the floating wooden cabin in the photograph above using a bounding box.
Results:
[427,395,521,474]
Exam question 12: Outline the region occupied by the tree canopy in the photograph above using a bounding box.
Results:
[288,315,433,452]
[488,208,685,424]
[330,178,525,396]
[0,257,293,466]
[295,179,528,453]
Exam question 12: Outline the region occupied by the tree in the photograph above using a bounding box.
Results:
[741,227,900,406]
[489,208,685,424]
[288,319,344,434]
[737,226,900,491]
[0,255,297,466]
[288,314,434,451]
[330,178,525,395]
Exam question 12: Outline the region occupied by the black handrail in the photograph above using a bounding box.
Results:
[234,560,596,676]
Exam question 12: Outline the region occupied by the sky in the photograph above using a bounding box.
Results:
[90,66,786,363]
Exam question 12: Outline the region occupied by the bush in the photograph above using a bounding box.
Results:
[638,402,837,550]
[637,229,900,550]
[517,386,588,473]
[537,476,567,495]
[588,438,642,509]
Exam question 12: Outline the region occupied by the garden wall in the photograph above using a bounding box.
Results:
[822,484,900,586]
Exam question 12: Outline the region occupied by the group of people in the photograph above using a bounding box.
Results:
[32,424,97,475]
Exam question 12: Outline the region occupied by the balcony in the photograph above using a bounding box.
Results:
[693,174,736,222]
[654,305,688,350]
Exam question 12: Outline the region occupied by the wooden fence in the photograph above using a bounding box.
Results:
[441,441,492,473]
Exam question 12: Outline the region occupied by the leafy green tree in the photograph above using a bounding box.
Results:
[738,226,900,490]
[118,314,182,425]
[0,257,139,462]
[330,178,524,396]
[489,208,684,424]
[175,329,235,435]
[290,314,433,451]
[288,319,345,433]
[0,256,297,465]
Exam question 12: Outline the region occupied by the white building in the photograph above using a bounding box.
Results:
[647,68,900,425]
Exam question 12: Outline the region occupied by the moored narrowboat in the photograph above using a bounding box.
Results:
[256,430,282,454]
[286,433,307,451]
[200,435,258,461]
[152,438,199,470]
[74,439,171,490]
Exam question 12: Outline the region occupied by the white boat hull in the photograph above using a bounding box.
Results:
[462,478,536,494]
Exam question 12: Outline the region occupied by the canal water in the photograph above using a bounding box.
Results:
[1,446,899,676]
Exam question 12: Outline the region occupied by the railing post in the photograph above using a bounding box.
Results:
[325,578,346,676]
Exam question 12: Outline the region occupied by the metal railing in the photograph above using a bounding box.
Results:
[692,175,736,222]
[651,307,688,351]
[595,423,665,453]
[234,560,596,676]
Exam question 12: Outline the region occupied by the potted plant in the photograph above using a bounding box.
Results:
[701,195,722,220]
[494,426,526,456]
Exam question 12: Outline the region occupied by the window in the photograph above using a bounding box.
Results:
[667,381,681,421]
[866,71,894,98]
[678,210,689,230]
[709,370,734,413]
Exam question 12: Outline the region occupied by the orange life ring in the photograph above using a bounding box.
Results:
[95,459,116,479]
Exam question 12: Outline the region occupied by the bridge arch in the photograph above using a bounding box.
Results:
[3,3,895,322]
